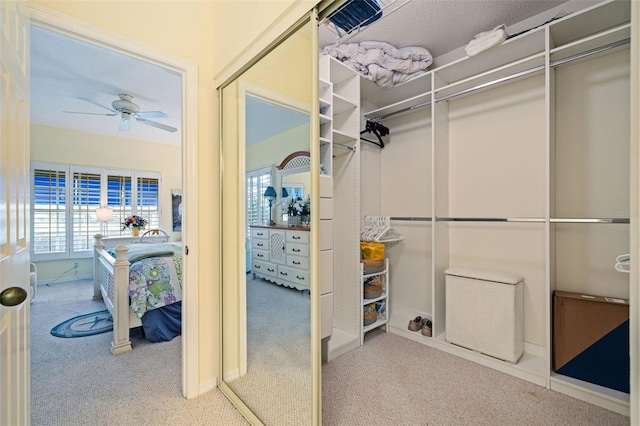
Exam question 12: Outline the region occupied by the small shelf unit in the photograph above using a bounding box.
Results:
[360,258,389,345]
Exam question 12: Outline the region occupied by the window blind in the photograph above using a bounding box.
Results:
[72,171,101,251]
[107,174,132,235]
[33,168,66,254]
[246,168,272,234]
[137,176,160,229]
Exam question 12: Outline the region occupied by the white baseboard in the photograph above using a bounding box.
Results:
[223,369,240,382]
[199,377,219,396]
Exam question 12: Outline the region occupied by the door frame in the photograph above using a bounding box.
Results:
[27,4,200,398]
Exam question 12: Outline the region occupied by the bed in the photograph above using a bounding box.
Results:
[93,233,182,355]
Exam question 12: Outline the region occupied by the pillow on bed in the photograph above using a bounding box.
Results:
[106,243,177,263]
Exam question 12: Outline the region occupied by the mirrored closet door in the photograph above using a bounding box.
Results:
[219,14,320,426]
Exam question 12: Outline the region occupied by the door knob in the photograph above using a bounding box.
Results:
[0,287,27,306]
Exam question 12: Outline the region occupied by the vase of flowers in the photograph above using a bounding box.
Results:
[286,196,310,228]
[121,215,147,236]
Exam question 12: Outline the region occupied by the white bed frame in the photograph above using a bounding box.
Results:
[93,234,140,354]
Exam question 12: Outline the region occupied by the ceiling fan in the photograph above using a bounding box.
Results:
[63,93,177,133]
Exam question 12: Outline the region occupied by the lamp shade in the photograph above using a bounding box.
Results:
[282,187,289,198]
[263,186,277,199]
[96,207,113,222]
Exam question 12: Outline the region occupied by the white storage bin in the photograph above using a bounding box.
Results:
[445,267,524,363]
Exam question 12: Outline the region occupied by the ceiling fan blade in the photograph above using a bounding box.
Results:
[135,111,168,119]
[119,118,131,132]
[63,110,118,116]
[78,97,117,113]
[136,117,177,133]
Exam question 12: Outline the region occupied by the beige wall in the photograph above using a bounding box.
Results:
[246,123,310,172]
[212,0,317,83]
[30,0,312,394]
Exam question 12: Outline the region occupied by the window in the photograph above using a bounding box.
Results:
[246,167,272,235]
[137,176,160,229]
[33,167,66,255]
[106,174,133,236]
[32,162,162,260]
[283,185,305,200]
[72,170,101,252]
[281,184,305,223]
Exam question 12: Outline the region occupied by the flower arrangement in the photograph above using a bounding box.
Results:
[286,196,311,217]
[121,215,148,230]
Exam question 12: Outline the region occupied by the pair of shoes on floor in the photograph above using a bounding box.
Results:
[422,319,432,337]
[408,316,433,336]
[408,316,423,331]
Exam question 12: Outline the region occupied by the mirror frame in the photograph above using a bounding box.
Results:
[218,10,321,426]
[278,151,311,224]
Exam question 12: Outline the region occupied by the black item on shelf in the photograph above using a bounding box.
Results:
[506,14,564,40]
[361,120,389,148]
[329,0,383,35]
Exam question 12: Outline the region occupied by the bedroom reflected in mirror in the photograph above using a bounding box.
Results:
[221,18,313,425]
[278,151,311,227]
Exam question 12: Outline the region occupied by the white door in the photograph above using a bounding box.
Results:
[0,0,31,424]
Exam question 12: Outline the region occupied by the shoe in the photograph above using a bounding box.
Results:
[421,319,432,337]
[408,316,423,332]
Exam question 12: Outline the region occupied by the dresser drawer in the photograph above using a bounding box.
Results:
[252,260,277,278]
[252,248,269,262]
[286,230,309,244]
[251,228,269,240]
[287,254,309,270]
[278,265,309,287]
[286,243,309,257]
[252,238,269,251]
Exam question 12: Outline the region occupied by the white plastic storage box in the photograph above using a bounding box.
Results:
[445,267,524,363]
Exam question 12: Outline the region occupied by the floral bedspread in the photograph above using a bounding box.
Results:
[128,251,183,318]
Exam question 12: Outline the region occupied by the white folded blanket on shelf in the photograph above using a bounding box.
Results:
[465,24,508,57]
[322,41,433,89]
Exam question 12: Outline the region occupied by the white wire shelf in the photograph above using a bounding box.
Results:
[320,0,412,44]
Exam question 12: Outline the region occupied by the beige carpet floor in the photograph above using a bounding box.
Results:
[322,328,630,426]
[31,278,632,425]
[30,279,248,426]
[225,277,311,425]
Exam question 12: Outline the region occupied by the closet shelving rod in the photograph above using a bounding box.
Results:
[550,37,630,67]
[367,37,632,124]
[435,65,543,103]
[390,217,432,221]
[437,217,545,223]
[550,218,630,224]
[333,142,356,152]
[368,100,432,122]
[436,37,630,103]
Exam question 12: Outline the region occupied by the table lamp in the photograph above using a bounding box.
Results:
[263,186,277,225]
[96,207,113,236]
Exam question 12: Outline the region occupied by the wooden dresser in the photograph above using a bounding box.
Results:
[250,225,310,291]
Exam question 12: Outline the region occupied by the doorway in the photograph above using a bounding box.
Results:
[28,3,199,400]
